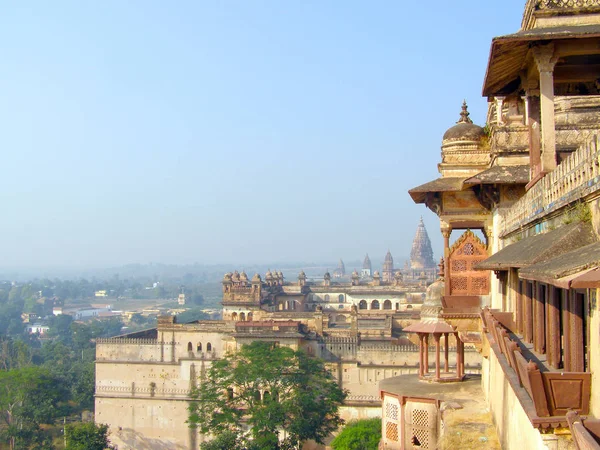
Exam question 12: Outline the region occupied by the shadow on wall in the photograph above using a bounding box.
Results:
[111,428,188,450]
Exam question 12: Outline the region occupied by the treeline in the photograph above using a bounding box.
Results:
[0,307,123,448]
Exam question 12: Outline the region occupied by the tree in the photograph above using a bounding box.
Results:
[189,341,346,450]
[0,367,66,449]
[65,422,114,450]
[330,418,382,450]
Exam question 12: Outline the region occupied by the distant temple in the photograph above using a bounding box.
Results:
[361,253,372,278]
[402,218,437,283]
[333,259,345,278]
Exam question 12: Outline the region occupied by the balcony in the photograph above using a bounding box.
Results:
[482,308,591,427]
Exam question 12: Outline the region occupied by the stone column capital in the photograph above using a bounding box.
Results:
[532,43,558,73]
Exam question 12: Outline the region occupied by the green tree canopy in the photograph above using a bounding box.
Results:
[65,422,114,450]
[0,366,66,449]
[189,341,346,450]
[330,418,382,450]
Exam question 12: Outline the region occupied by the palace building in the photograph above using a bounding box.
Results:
[94,222,482,449]
[377,1,600,449]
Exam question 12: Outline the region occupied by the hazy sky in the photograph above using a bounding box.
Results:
[0,1,525,270]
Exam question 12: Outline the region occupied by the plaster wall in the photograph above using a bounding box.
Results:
[483,351,549,450]
[588,288,600,418]
[96,396,193,450]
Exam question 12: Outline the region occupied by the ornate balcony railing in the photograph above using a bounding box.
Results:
[501,133,600,236]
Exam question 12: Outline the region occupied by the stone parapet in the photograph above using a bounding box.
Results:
[501,133,600,236]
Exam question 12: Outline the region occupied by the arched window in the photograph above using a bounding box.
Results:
[247,312,253,321]
[231,312,238,321]
[187,342,193,352]
[207,342,212,352]
[371,300,380,310]
[254,391,261,402]
[240,312,246,321]
[324,294,330,302]
[227,388,234,400]
[406,305,413,310]
[263,391,271,403]
[383,300,392,310]
[338,294,344,303]
[336,315,347,323]
[359,300,367,310]
[197,342,202,352]
[395,303,399,310]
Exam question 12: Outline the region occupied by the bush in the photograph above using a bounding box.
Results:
[331,418,381,450]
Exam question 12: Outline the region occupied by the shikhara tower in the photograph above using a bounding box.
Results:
[410,217,435,270]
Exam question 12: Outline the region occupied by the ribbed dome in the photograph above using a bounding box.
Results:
[442,101,485,142]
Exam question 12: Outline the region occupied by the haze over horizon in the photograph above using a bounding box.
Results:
[0,1,524,270]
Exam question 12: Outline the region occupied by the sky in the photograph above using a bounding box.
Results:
[0,1,526,271]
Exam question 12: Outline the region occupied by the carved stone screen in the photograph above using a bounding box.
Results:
[448,230,490,296]
[404,400,438,449]
[382,394,401,449]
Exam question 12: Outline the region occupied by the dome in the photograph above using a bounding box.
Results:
[298,270,306,278]
[240,271,248,280]
[442,101,485,143]
[252,273,262,282]
[223,272,233,281]
[352,270,359,278]
[324,271,331,279]
[265,270,273,279]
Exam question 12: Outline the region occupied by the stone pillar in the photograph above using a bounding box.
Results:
[418,334,425,378]
[424,334,429,375]
[569,291,585,372]
[521,95,529,125]
[444,332,449,372]
[524,282,533,344]
[532,44,558,173]
[434,333,441,380]
[442,228,452,297]
[456,332,464,379]
[547,286,561,369]
[534,282,546,354]
[495,96,505,125]
[562,289,571,371]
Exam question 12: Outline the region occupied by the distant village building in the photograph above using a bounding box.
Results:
[26,323,49,335]
[95,290,108,297]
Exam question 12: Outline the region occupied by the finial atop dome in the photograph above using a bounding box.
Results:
[457,100,473,124]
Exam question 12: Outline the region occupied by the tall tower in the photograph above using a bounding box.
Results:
[382,250,394,283]
[410,218,435,270]
[361,254,372,278]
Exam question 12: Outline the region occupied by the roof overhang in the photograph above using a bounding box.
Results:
[403,320,455,334]
[483,25,600,97]
[408,177,466,204]
[464,165,530,186]
[519,241,600,288]
[474,221,597,271]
